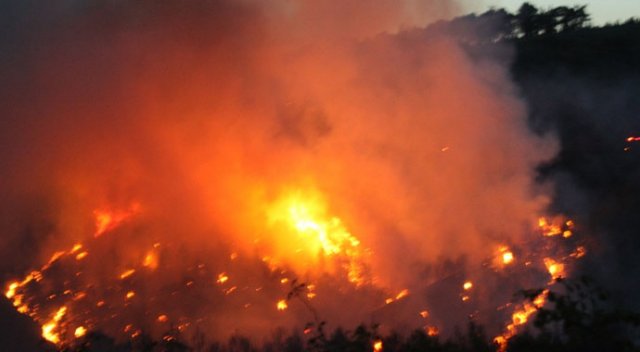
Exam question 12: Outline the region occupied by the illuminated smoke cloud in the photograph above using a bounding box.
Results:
[0,0,583,348]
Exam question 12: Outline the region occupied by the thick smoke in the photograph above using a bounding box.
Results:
[0,0,559,347]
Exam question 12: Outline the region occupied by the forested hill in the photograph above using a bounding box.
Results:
[475,4,640,318]
[514,20,640,79]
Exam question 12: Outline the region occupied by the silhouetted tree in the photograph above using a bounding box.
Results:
[516,3,540,37]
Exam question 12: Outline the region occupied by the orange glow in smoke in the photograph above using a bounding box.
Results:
[142,250,158,270]
[268,190,368,286]
[93,203,140,237]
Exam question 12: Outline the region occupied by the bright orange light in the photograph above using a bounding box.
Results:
[385,289,410,304]
[494,289,548,351]
[41,306,67,344]
[157,314,168,323]
[426,326,439,336]
[373,339,383,352]
[74,326,87,338]
[543,258,565,280]
[538,216,574,238]
[570,246,587,258]
[125,291,135,300]
[276,299,288,311]
[217,273,229,284]
[119,269,135,280]
[93,203,140,237]
[463,281,473,290]
[502,251,514,264]
[268,190,368,286]
[142,251,158,270]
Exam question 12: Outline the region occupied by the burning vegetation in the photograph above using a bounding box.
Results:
[1,1,639,351]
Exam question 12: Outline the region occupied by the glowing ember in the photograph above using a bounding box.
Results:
[419,310,429,318]
[543,258,565,280]
[125,291,135,300]
[74,326,87,338]
[494,289,549,352]
[142,251,158,270]
[217,273,229,284]
[570,246,587,258]
[426,326,439,336]
[538,216,574,238]
[385,289,410,304]
[119,269,136,280]
[157,314,168,323]
[276,299,288,311]
[41,306,67,344]
[498,246,515,265]
[373,339,383,352]
[627,136,640,142]
[463,281,473,290]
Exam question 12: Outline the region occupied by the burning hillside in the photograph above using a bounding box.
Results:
[0,0,596,351]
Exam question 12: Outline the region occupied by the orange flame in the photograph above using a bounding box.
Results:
[373,339,383,352]
[276,299,288,311]
[543,258,565,281]
[42,306,67,344]
[93,203,140,237]
[268,190,368,286]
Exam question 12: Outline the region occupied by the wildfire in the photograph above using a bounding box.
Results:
[41,306,67,344]
[538,217,574,238]
[544,258,565,280]
[1,192,589,350]
[268,190,369,286]
[494,289,548,351]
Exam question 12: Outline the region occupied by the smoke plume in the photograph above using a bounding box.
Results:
[0,0,561,346]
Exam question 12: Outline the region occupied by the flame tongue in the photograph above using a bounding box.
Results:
[267,190,370,286]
